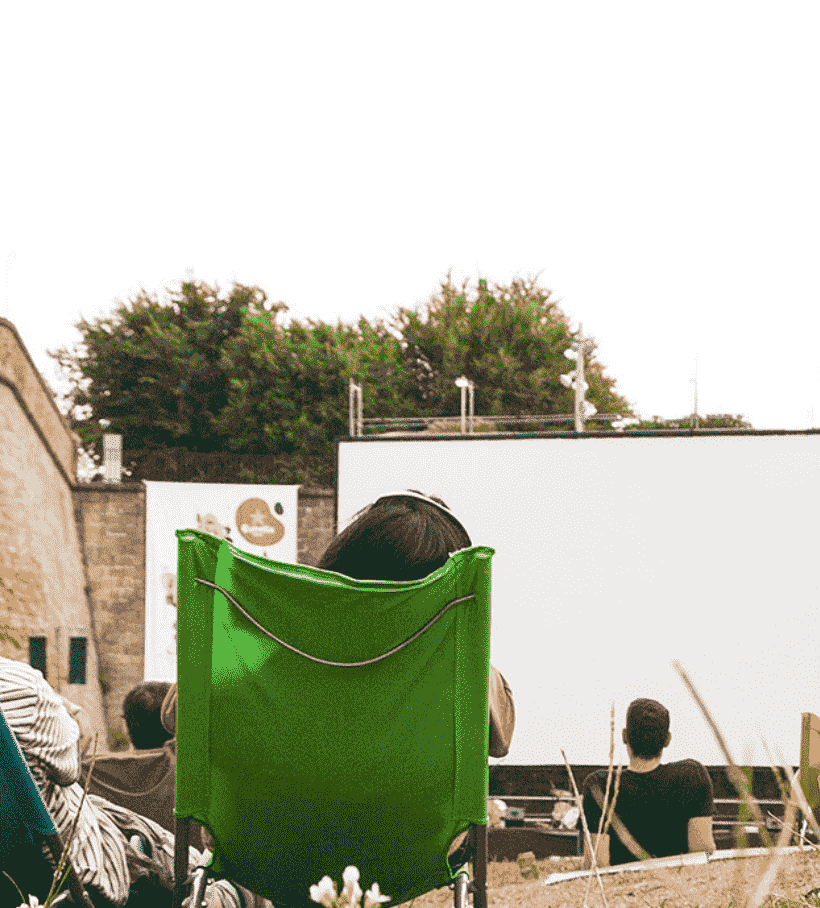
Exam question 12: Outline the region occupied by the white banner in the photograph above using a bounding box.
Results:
[144,481,299,682]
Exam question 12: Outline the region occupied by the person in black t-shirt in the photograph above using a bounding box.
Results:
[582,698,716,866]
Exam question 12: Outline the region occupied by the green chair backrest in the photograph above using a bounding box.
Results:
[175,530,494,907]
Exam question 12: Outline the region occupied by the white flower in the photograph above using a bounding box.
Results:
[309,875,338,907]
[340,866,363,907]
[17,899,40,908]
[363,883,390,907]
[310,867,389,908]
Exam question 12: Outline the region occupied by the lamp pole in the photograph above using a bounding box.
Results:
[562,324,596,433]
[574,340,585,433]
[455,376,474,433]
[349,378,363,436]
[690,356,699,429]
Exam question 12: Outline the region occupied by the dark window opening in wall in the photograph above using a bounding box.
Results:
[29,637,47,679]
[69,637,87,684]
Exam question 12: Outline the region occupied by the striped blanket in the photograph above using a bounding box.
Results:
[0,656,251,907]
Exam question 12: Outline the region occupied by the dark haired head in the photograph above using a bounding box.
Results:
[624,698,670,759]
[123,681,174,750]
[317,493,471,581]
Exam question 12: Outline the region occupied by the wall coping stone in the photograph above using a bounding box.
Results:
[73,482,146,494]
[0,318,79,484]
[73,482,335,497]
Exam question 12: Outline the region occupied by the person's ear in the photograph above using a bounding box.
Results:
[622,728,627,744]
[664,732,672,748]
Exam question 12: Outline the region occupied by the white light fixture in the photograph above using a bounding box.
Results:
[454,376,475,433]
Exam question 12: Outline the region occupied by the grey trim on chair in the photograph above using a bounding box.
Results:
[194,578,475,667]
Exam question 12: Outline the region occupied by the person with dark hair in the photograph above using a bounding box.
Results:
[162,490,516,757]
[317,490,516,758]
[123,681,174,750]
[155,491,514,888]
[581,698,716,867]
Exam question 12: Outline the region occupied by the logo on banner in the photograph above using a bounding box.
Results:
[236,498,285,547]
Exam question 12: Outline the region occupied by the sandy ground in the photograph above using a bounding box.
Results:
[398,850,820,908]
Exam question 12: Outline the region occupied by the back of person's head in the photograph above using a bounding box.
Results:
[317,491,471,581]
[123,681,174,750]
[625,698,670,759]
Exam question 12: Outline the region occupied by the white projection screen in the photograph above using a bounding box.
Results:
[337,432,820,767]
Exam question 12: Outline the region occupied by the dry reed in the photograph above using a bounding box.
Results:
[581,703,618,908]
[560,749,608,908]
[44,731,99,907]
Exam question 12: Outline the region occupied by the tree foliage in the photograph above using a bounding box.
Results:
[394,274,633,423]
[51,280,423,484]
[625,414,753,430]
[211,311,422,458]
[51,281,267,458]
[52,274,641,485]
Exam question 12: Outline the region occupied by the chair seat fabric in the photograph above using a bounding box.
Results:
[175,530,494,907]
[81,743,206,852]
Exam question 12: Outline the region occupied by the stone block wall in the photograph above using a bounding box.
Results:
[297,487,335,565]
[0,319,108,741]
[73,484,146,748]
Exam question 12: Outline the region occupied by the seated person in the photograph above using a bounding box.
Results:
[161,490,516,757]
[582,698,716,867]
[0,655,261,908]
[123,681,173,750]
[317,489,516,758]
[157,491,515,879]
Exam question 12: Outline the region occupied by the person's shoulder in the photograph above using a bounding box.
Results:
[582,767,610,790]
[672,758,709,772]
[665,759,712,784]
[0,655,42,685]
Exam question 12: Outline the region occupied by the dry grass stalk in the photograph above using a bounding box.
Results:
[582,703,617,908]
[2,870,27,906]
[672,661,772,846]
[560,749,608,908]
[765,811,817,850]
[745,782,797,908]
[603,764,622,838]
[45,731,99,906]
[671,661,820,908]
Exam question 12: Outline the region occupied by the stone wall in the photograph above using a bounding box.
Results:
[297,486,335,565]
[72,484,147,748]
[0,319,108,740]
[73,483,336,745]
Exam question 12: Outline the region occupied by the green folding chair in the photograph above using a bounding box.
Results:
[0,703,94,908]
[172,529,493,908]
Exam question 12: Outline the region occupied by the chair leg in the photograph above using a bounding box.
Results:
[189,867,208,907]
[173,815,190,908]
[472,824,488,908]
[452,870,469,908]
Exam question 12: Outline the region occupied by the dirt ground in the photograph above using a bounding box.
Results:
[397,851,820,908]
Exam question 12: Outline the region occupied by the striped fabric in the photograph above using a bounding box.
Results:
[0,657,248,908]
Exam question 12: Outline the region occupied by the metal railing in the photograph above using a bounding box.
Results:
[353,413,625,434]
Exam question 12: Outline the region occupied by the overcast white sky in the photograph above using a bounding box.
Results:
[2,2,819,429]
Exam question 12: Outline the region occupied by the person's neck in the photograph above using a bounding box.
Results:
[628,755,662,773]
